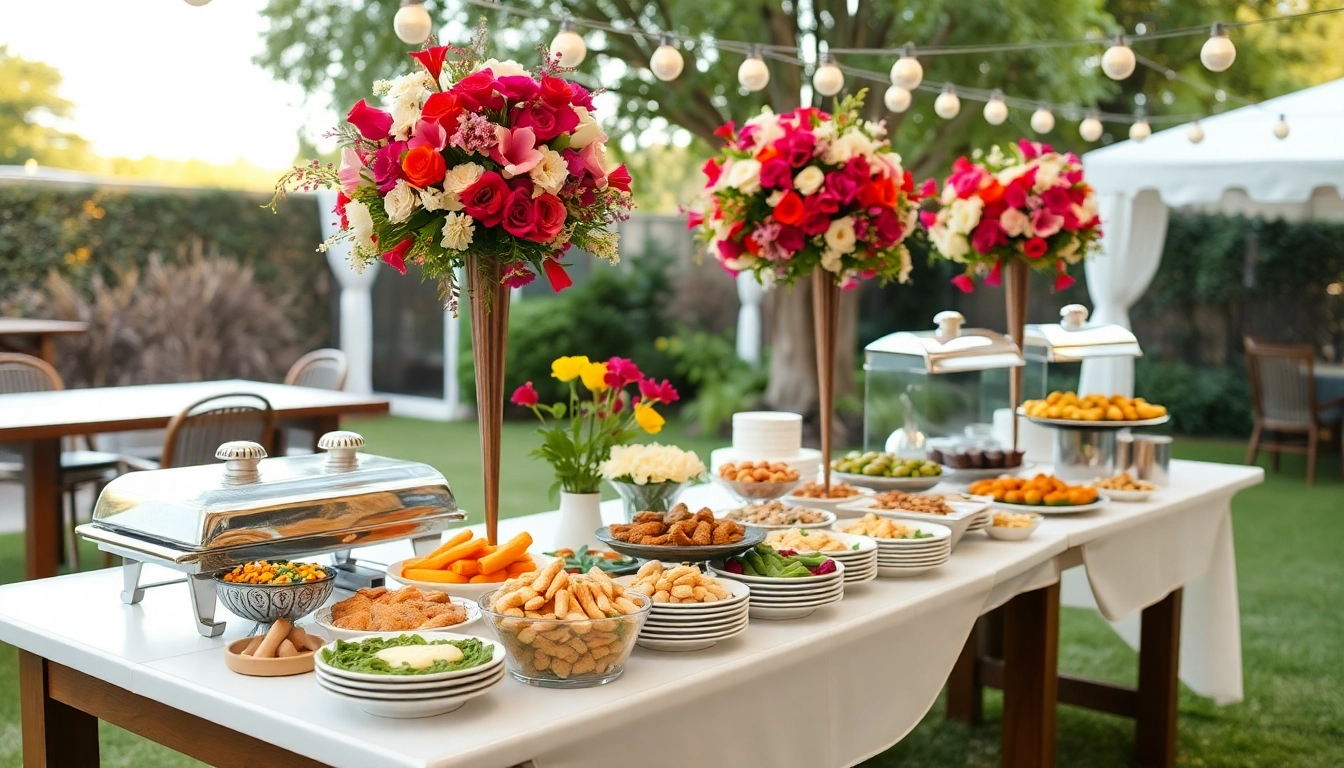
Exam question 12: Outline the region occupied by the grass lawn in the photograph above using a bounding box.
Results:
[0,416,1340,767]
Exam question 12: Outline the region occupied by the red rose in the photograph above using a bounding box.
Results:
[538,75,573,107]
[401,145,446,188]
[857,177,898,209]
[510,101,579,143]
[532,193,567,242]
[608,164,632,193]
[510,381,540,407]
[951,274,975,293]
[421,92,463,128]
[773,191,805,226]
[346,99,393,141]
[461,171,510,227]
[501,187,537,240]
[381,237,413,276]
[496,75,540,103]
[452,69,504,111]
[1023,236,1049,260]
[543,259,573,292]
[408,46,448,81]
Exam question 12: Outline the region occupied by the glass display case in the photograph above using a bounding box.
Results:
[863,311,1023,458]
[1022,304,1142,398]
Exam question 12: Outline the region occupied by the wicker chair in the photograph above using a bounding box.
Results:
[1244,337,1344,485]
[284,348,348,391]
[160,393,275,469]
[0,353,126,568]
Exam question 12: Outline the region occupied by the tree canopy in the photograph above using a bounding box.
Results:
[0,46,88,167]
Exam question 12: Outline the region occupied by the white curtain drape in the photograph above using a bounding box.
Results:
[1079,189,1169,396]
[317,188,377,395]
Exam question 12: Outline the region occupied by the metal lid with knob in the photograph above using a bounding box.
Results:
[318,431,365,471]
[215,441,267,485]
[1059,304,1090,330]
[933,310,965,339]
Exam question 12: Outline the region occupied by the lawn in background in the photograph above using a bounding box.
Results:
[0,417,1339,767]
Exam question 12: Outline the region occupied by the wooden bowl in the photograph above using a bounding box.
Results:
[224,636,321,677]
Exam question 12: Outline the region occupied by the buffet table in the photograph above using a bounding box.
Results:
[2,459,1261,768]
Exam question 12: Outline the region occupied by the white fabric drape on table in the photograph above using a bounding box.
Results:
[1079,189,1168,397]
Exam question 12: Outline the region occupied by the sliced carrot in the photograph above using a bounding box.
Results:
[415,537,488,571]
[404,569,469,583]
[468,570,509,583]
[477,532,533,574]
[449,559,481,576]
[403,530,473,569]
[505,559,536,576]
[481,545,498,555]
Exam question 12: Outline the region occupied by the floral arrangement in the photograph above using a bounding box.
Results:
[923,139,1101,293]
[688,91,924,288]
[511,355,681,494]
[600,444,706,486]
[272,26,633,302]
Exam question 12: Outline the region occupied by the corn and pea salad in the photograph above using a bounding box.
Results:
[220,560,328,585]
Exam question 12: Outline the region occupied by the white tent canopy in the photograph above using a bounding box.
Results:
[1077,77,1344,395]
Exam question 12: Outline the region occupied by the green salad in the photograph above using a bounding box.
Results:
[320,634,493,676]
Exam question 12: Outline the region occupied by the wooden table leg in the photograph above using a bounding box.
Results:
[1001,583,1059,768]
[20,438,62,580]
[1136,588,1183,768]
[313,414,340,436]
[38,333,57,366]
[946,618,983,723]
[20,651,99,768]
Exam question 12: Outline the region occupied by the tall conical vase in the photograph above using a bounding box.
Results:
[1004,259,1030,452]
[467,254,509,545]
[813,272,841,493]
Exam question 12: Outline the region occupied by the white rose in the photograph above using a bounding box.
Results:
[479,58,528,77]
[873,151,903,178]
[823,131,874,165]
[766,189,786,207]
[440,211,475,251]
[723,254,759,272]
[820,249,844,274]
[1034,157,1062,191]
[529,147,568,196]
[824,216,857,254]
[1058,237,1083,265]
[794,166,825,196]
[569,106,607,149]
[745,112,785,149]
[947,197,984,235]
[933,230,970,260]
[723,159,762,194]
[997,163,1032,186]
[442,163,485,211]
[999,208,1029,238]
[1073,194,1098,225]
[345,199,375,251]
[384,180,419,224]
[390,98,421,141]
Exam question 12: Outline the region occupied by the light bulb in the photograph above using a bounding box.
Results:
[813,53,844,97]
[884,85,912,113]
[1102,36,1136,80]
[650,36,684,81]
[1188,121,1205,144]
[1274,114,1289,139]
[934,85,960,119]
[551,21,587,68]
[1030,106,1055,134]
[1129,119,1151,142]
[1079,115,1103,142]
[983,91,1008,125]
[738,48,769,92]
[393,1,432,45]
[183,0,212,5]
[890,45,923,90]
[1200,24,1236,72]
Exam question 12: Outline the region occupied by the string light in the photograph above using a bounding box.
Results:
[983,90,1008,125]
[1273,114,1290,139]
[1102,36,1136,79]
[1079,113,1104,142]
[813,52,845,96]
[550,20,587,67]
[1030,104,1055,133]
[1200,23,1236,72]
[649,35,684,81]
[884,85,912,112]
[890,44,923,90]
[182,0,212,5]
[393,0,432,45]
[1129,116,1151,142]
[934,84,961,119]
[738,46,770,91]
[1188,120,1205,143]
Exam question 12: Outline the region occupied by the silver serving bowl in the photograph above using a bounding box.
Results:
[213,563,336,632]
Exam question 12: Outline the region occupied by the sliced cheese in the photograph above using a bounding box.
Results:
[374,643,463,671]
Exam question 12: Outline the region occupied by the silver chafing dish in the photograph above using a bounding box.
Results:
[77,431,465,637]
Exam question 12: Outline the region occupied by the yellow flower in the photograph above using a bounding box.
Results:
[551,355,590,382]
[579,361,609,392]
[634,402,665,434]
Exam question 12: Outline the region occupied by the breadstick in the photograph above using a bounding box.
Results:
[554,588,571,618]
[276,639,299,658]
[544,569,569,601]
[573,580,605,619]
[302,635,325,652]
[530,559,564,593]
[285,625,309,651]
[241,635,265,656]
[255,618,291,659]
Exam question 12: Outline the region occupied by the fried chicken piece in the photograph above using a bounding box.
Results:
[356,587,388,600]
[632,511,664,524]
[333,611,373,631]
[691,520,713,546]
[692,507,715,525]
[388,586,424,603]
[370,601,422,631]
[712,519,738,544]
[642,533,672,546]
[666,503,692,523]
[421,611,466,629]
[420,590,450,603]
[330,593,372,620]
[629,521,667,538]
[671,527,695,547]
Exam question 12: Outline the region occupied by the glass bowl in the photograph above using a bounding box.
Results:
[477,589,652,688]
[712,474,801,502]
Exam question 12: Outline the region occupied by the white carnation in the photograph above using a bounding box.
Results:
[479,58,528,77]
[794,166,825,196]
[723,159,762,194]
[420,188,447,212]
[529,147,568,196]
[442,163,485,212]
[821,249,844,274]
[824,216,857,254]
[824,131,876,165]
[440,211,475,251]
[384,180,419,224]
[946,196,984,235]
[599,444,706,485]
[345,199,375,251]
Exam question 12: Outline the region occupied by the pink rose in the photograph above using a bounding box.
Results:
[371,141,406,194]
[759,159,793,190]
[495,75,540,103]
[1041,187,1074,216]
[951,274,975,293]
[825,172,858,204]
[999,208,1029,237]
[569,83,595,110]
[501,187,538,240]
[873,208,904,247]
[801,211,832,236]
[1031,208,1064,238]
[346,99,393,141]
[532,193,567,242]
[776,225,804,253]
[779,131,816,167]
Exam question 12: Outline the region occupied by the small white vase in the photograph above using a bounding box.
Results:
[552,491,604,551]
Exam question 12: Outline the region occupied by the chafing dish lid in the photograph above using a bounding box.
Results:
[90,433,458,550]
[1025,305,1142,362]
[866,311,1025,374]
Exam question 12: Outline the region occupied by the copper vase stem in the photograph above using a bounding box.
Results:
[1004,260,1030,452]
[812,273,841,493]
[466,255,509,545]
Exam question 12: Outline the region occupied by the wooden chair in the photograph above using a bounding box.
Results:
[284,348,348,391]
[160,393,275,469]
[1243,337,1344,485]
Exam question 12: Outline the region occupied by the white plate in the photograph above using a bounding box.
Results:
[748,587,845,605]
[1092,487,1154,502]
[994,495,1110,515]
[316,664,504,700]
[860,499,990,550]
[984,520,1043,541]
[831,519,953,544]
[832,471,944,492]
[613,576,751,609]
[749,601,837,620]
[761,529,878,558]
[315,632,503,684]
[937,462,1035,484]
[1020,411,1170,429]
[637,623,749,651]
[312,596,481,641]
[646,604,749,623]
[709,559,846,586]
[386,554,554,601]
[644,612,750,631]
[877,563,945,578]
[639,618,751,640]
[725,507,838,531]
[315,657,503,692]
[320,675,501,718]
[780,486,876,517]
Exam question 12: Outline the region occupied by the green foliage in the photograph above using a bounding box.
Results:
[0,46,88,167]
[1133,359,1252,438]
[522,379,643,495]
[659,330,767,436]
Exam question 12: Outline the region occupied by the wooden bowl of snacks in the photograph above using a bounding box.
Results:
[983,510,1042,541]
[224,618,325,677]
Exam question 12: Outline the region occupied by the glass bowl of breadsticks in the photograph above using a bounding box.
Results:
[478,559,652,688]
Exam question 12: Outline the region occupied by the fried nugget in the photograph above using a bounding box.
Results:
[421,611,465,629]
[632,511,664,524]
[691,520,713,546]
[692,507,715,525]
[711,520,736,544]
[671,527,695,547]
[388,586,423,603]
[666,503,692,523]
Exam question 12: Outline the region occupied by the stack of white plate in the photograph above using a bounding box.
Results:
[832,521,952,577]
[791,530,877,585]
[966,506,992,532]
[617,576,751,652]
[711,560,846,620]
[315,633,505,718]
